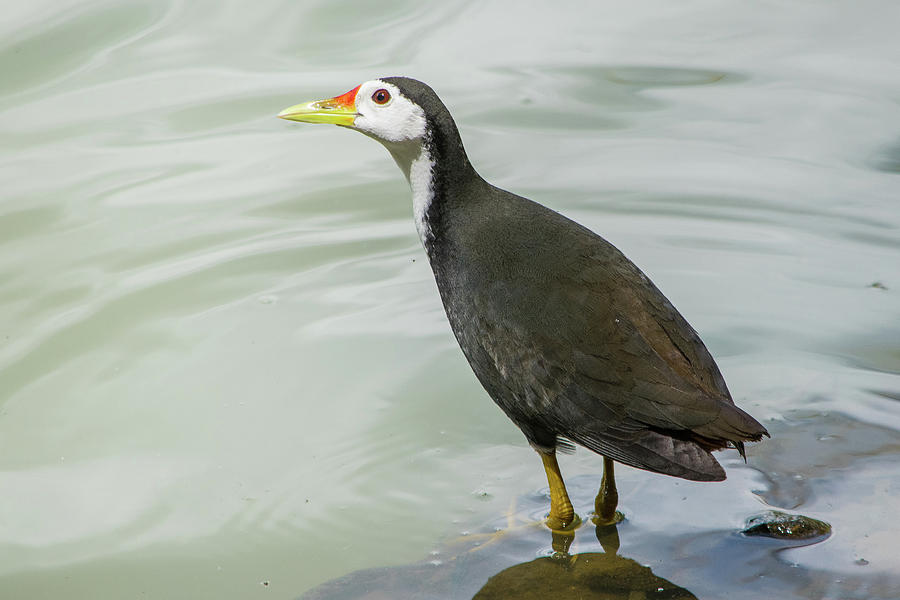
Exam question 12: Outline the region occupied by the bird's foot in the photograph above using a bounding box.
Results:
[545,512,582,533]
[591,509,625,527]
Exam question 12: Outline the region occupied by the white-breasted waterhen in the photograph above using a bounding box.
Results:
[278,77,769,530]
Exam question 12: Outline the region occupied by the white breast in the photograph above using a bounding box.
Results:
[409,146,435,245]
[386,142,436,249]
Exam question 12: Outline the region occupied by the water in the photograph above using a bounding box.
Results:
[1,1,898,598]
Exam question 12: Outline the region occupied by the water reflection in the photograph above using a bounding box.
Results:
[474,523,695,600]
[301,517,697,600]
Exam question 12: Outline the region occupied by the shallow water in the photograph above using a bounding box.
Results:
[1,1,899,598]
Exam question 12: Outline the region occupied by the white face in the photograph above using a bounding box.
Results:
[351,80,428,144]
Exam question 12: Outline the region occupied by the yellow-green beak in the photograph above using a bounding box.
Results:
[278,84,360,127]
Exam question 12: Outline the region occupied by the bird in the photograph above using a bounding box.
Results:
[278,77,769,529]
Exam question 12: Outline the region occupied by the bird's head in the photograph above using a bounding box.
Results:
[279,77,474,189]
[278,78,428,144]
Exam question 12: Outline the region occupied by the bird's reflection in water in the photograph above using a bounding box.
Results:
[473,522,696,600]
[301,513,697,600]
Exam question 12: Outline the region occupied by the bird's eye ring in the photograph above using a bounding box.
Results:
[372,88,391,105]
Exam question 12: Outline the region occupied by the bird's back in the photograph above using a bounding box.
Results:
[427,183,768,481]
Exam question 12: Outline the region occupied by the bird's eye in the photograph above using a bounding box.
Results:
[372,88,391,105]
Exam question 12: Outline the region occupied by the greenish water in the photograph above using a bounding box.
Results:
[1,1,899,599]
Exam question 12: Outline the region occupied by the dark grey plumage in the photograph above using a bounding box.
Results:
[384,77,768,481]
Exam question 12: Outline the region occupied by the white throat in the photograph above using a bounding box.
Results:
[386,141,436,247]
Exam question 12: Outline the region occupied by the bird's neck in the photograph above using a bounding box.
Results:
[384,127,480,252]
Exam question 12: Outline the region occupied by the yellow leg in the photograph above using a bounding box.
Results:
[540,450,576,530]
[594,456,622,525]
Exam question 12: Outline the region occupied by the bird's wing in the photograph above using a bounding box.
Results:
[561,243,765,441]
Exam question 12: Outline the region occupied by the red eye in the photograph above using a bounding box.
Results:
[372,88,391,105]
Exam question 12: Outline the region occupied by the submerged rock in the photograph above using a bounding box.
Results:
[474,552,696,600]
[742,511,832,541]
